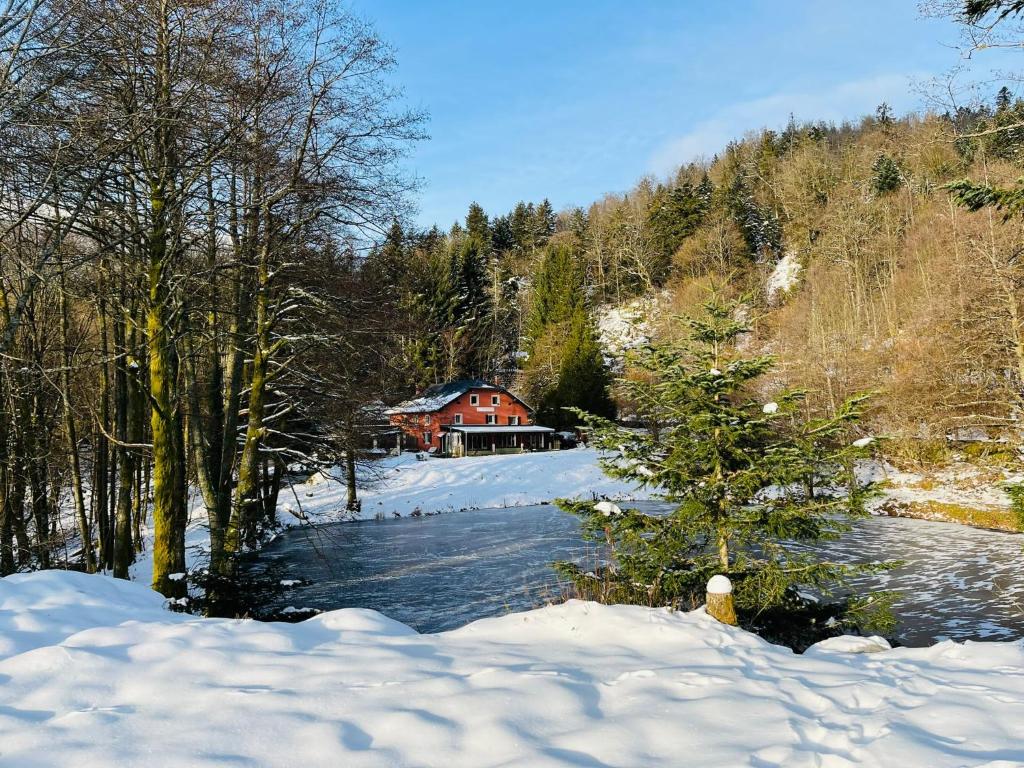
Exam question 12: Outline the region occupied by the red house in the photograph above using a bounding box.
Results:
[385,379,555,456]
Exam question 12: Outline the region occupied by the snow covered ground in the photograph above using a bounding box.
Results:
[300,448,651,522]
[2,570,1024,767]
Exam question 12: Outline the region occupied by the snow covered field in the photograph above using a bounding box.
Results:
[300,448,651,522]
[2,570,1024,767]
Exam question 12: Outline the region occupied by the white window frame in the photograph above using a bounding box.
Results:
[491,394,500,406]
[424,431,432,445]
[486,414,497,425]
[453,413,463,424]
[470,394,479,406]
[508,415,520,426]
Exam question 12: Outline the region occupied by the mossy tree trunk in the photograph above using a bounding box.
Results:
[147,0,187,598]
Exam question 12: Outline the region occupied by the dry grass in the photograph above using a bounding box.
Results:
[879,499,1019,532]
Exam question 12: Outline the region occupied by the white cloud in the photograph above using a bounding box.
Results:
[648,73,921,175]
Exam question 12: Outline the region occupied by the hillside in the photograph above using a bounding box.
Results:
[392,105,1024,472]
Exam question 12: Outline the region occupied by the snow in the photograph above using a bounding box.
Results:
[766,250,802,302]
[859,460,1022,517]
[853,437,875,448]
[706,574,732,594]
[594,500,622,516]
[596,297,656,367]
[303,448,651,523]
[3,570,1024,766]
[763,401,779,414]
[805,635,892,655]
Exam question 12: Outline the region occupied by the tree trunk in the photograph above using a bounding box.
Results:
[59,267,94,572]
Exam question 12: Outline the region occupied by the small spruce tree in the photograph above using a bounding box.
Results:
[871,154,903,195]
[556,297,894,648]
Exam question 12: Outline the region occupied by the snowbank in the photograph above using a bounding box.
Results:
[2,571,1023,766]
[298,448,651,522]
[767,251,801,303]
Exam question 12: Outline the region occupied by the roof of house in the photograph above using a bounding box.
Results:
[446,425,554,434]
[385,379,509,415]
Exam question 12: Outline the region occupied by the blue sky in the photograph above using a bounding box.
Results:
[350,1,990,229]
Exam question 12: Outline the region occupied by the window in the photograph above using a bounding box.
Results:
[423,431,432,445]
[491,394,500,406]
[453,413,463,424]
[486,414,497,425]
[470,394,479,406]
[508,415,520,426]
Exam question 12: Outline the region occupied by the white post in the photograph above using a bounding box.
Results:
[706,575,737,626]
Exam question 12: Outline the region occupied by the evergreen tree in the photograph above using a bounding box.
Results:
[647,181,708,269]
[366,219,407,285]
[871,154,903,195]
[727,175,782,260]
[997,85,1013,112]
[556,297,895,648]
[530,199,556,251]
[451,237,493,375]
[521,243,614,428]
[509,201,534,254]
[525,243,584,344]
[875,102,893,126]
[537,304,614,429]
[491,214,515,254]
[465,202,492,253]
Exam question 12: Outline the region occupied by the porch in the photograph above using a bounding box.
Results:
[441,425,556,457]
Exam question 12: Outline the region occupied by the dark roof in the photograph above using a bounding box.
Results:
[385,379,532,415]
[420,379,498,399]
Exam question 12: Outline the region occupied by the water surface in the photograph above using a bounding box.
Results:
[249,503,1024,646]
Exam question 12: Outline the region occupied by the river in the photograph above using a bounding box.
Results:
[247,502,1024,646]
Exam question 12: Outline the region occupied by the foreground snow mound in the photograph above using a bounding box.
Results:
[2,573,1024,767]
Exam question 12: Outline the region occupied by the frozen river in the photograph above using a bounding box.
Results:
[249,502,1024,646]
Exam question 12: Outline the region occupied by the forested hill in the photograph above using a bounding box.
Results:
[371,99,1024,449]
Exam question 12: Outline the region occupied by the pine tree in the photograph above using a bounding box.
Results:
[727,175,781,260]
[997,85,1013,113]
[647,181,708,271]
[465,202,491,254]
[530,199,556,252]
[366,220,407,285]
[556,297,894,648]
[491,214,514,254]
[452,237,493,375]
[509,201,534,254]
[537,304,614,429]
[525,243,583,344]
[871,154,903,195]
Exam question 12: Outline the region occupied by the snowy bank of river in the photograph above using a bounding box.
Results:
[2,570,1024,767]
[297,447,652,521]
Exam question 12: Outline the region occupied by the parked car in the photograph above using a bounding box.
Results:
[555,431,578,449]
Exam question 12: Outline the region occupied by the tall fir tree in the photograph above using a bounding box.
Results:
[525,243,584,345]
[537,304,614,430]
[465,202,492,254]
[556,297,894,649]
[647,181,709,273]
[521,244,613,429]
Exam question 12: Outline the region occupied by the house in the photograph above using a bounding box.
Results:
[385,379,555,457]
